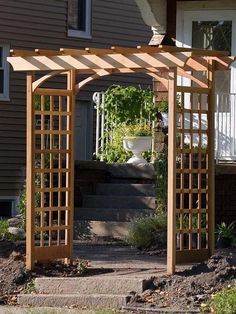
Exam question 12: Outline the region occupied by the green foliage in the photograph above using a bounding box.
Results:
[205,286,236,314]
[126,210,167,249]
[123,123,152,137]
[154,152,168,209]
[104,85,155,125]
[101,126,132,163]
[19,186,26,226]
[98,85,155,163]
[157,95,181,113]
[216,221,235,241]
[23,279,36,294]
[0,219,19,241]
[77,260,90,275]
[34,95,50,110]
[157,99,168,113]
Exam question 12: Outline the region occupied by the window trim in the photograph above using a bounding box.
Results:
[0,44,10,101]
[68,0,92,39]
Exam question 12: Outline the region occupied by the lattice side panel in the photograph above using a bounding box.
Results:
[32,91,73,261]
[175,89,211,264]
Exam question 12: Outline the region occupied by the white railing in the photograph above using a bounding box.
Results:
[93,91,236,163]
[215,93,236,162]
[93,91,155,161]
[93,92,105,161]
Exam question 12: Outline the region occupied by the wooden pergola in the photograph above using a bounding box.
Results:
[7,45,236,274]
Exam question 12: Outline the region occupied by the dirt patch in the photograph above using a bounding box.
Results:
[1,242,236,311]
[130,249,236,312]
[0,242,113,306]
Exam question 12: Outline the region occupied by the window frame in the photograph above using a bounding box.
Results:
[0,44,10,101]
[68,0,92,39]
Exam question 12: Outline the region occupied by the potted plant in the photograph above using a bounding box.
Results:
[216,221,235,248]
[123,124,153,165]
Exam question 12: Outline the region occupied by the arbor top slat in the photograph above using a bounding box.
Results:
[8,45,233,72]
[10,45,229,57]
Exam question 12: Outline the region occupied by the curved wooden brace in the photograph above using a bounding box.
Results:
[32,70,65,91]
[177,68,208,88]
[75,69,112,93]
[75,68,169,93]
[147,72,168,89]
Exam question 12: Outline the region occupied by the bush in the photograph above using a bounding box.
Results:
[154,152,168,208]
[19,185,26,227]
[206,287,236,314]
[126,210,167,249]
[104,85,155,125]
[99,126,132,163]
[0,219,19,241]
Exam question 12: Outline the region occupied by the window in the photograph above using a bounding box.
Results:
[192,21,232,53]
[0,45,9,101]
[68,0,92,39]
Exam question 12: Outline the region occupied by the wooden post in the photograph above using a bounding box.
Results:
[65,70,76,264]
[167,68,177,274]
[208,60,215,256]
[26,72,35,270]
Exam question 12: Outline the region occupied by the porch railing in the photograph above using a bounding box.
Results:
[93,91,236,163]
[215,93,236,162]
[93,92,155,161]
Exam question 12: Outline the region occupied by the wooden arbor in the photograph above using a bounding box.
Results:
[7,46,236,274]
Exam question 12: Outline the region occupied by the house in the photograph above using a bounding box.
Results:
[0,0,152,216]
[135,0,236,224]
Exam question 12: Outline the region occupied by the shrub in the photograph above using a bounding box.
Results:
[126,210,167,249]
[0,219,19,241]
[97,85,156,163]
[19,185,26,227]
[104,85,155,125]
[154,152,168,209]
[100,126,132,163]
[206,287,236,314]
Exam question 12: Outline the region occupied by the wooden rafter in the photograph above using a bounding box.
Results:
[8,46,233,73]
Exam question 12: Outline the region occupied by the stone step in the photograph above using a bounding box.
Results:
[35,277,149,295]
[74,221,129,239]
[96,183,155,196]
[82,195,156,209]
[18,293,130,309]
[108,163,155,179]
[74,207,154,222]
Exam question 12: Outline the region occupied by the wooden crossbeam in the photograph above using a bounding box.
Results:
[7,52,192,71]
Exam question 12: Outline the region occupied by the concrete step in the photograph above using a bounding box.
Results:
[108,163,155,179]
[96,183,155,196]
[35,277,149,295]
[74,221,129,239]
[74,207,154,222]
[82,195,156,209]
[18,293,130,309]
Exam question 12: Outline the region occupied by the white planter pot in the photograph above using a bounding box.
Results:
[123,136,152,165]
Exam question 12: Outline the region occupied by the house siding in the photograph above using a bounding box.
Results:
[0,0,152,198]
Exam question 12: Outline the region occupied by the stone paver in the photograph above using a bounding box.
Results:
[73,242,167,276]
